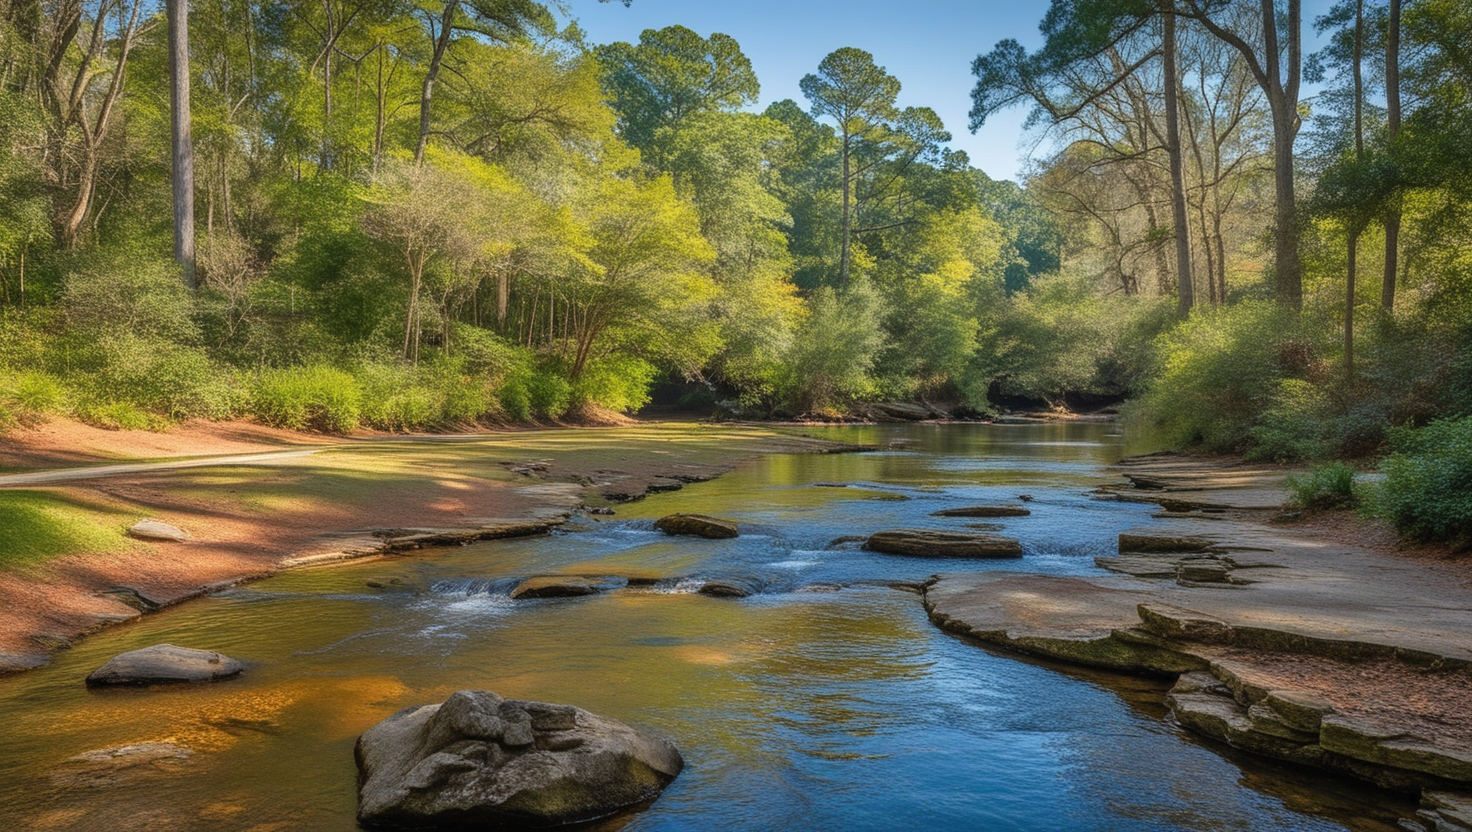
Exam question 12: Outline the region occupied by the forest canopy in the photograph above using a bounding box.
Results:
[3,0,1472,505]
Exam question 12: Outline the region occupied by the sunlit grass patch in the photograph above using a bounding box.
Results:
[0,490,134,571]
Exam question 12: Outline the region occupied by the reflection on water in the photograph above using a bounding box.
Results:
[0,424,1415,830]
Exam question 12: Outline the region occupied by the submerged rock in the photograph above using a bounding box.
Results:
[128,520,191,542]
[54,742,195,788]
[865,529,1022,559]
[85,644,243,687]
[930,505,1031,518]
[509,576,614,600]
[697,578,762,598]
[355,690,683,829]
[653,514,739,539]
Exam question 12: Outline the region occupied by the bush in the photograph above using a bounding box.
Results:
[1372,417,1472,543]
[250,366,362,433]
[499,367,572,422]
[0,370,64,431]
[1128,301,1299,452]
[573,356,657,413]
[1286,462,1357,510]
[60,333,239,422]
[776,279,885,413]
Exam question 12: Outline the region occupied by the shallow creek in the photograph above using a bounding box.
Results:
[0,423,1415,830]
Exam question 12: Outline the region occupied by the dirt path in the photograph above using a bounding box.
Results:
[0,421,858,674]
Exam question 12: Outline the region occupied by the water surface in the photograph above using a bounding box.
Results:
[0,424,1413,830]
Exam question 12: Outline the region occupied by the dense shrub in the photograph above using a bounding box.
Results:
[499,367,573,422]
[250,366,363,433]
[573,356,658,413]
[1371,417,1472,543]
[1128,301,1299,452]
[776,280,885,413]
[0,371,62,432]
[1286,462,1358,510]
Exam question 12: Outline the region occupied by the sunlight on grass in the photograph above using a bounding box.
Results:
[0,490,133,570]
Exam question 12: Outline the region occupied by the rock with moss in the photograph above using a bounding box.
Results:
[356,690,683,829]
[653,514,738,539]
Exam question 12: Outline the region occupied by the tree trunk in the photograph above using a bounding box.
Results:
[1163,5,1193,316]
[168,0,196,290]
[415,0,459,164]
[1345,228,1357,377]
[1382,0,1401,311]
[839,132,852,289]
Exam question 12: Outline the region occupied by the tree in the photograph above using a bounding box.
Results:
[1179,0,1305,309]
[415,0,631,164]
[167,0,196,289]
[596,25,758,163]
[1382,0,1400,310]
[800,47,900,288]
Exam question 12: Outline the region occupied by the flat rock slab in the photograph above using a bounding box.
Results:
[85,644,244,686]
[865,529,1022,559]
[510,576,616,600]
[654,514,739,539]
[356,690,682,829]
[931,505,1031,518]
[128,520,191,542]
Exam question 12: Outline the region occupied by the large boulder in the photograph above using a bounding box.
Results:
[356,690,683,829]
[864,529,1022,559]
[85,644,243,687]
[654,514,739,539]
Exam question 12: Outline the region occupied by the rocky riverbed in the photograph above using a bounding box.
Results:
[923,454,1472,831]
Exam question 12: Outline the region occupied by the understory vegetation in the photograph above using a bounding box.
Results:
[2,1,1472,541]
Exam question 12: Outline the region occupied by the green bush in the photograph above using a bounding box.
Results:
[250,366,363,433]
[776,279,885,413]
[1372,417,1472,543]
[73,400,161,431]
[1286,462,1357,510]
[60,332,239,422]
[1128,301,1299,452]
[573,356,657,413]
[0,370,64,431]
[499,367,572,422]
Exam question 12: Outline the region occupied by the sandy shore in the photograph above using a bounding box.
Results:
[0,418,859,673]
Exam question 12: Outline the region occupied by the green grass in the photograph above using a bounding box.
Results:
[0,490,134,571]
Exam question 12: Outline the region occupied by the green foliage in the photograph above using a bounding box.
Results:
[250,366,363,434]
[777,280,886,413]
[499,366,573,422]
[573,356,658,413]
[1286,462,1358,510]
[1371,417,1472,543]
[1129,301,1299,451]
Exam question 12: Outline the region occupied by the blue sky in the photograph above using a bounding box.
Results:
[562,0,1336,183]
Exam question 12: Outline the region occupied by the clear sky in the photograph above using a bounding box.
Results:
[562,0,1336,183]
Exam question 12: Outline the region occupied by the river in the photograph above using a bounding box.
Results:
[0,423,1413,830]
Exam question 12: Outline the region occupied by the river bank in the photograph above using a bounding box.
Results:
[924,453,1472,830]
[0,419,861,673]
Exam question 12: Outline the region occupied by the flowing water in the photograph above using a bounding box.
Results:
[0,424,1415,830]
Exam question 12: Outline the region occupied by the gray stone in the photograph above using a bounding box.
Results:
[930,505,1031,518]
[1118,533,1214,553]
[865,529,1022,559]
[653,514,739,539]
[85,644,243,687]
[128,520,191,542]
[356,690,682,829]
[698,578,761,598]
